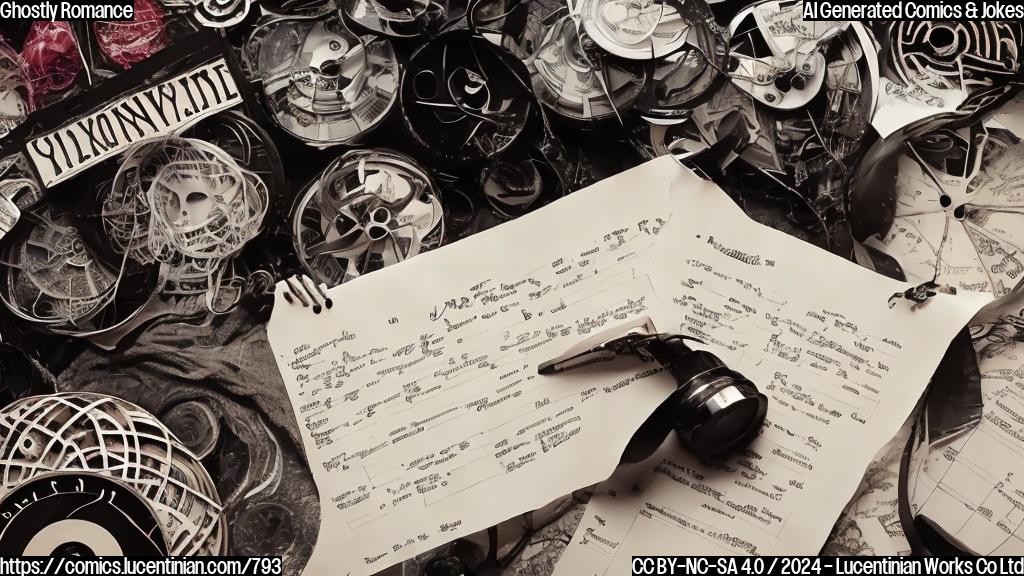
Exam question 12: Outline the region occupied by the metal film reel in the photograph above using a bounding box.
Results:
[250,12,399,147]
[158,0,255,28]
[401,30,534,166]
[1,207,120,327]
[581,0,690,60]
[727,0,840,111]
[292,149,445,288]
[530,11,647,123]
[341,0,464,38]
[0,393,225,555]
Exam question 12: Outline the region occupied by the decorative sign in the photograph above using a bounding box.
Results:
[26,58,241,187]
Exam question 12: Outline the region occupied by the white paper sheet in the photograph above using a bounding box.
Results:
[268,157,989,576]
[991,91,1024,138]
[822,419,912,556]
[268,157,687,576]
[871,78,966,138]
[552,173,990,573]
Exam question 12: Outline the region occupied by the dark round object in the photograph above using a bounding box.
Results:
[668,351,768,458]
[162,401,220,459]
[400,30,533,168]
[0,473,168,556]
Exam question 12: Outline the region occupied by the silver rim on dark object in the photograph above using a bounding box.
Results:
[341,0,463,38]
[529,10,647,123]
[580,0,691,60]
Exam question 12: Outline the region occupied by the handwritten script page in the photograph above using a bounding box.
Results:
[268,157,687,576]
[552,172,990,573]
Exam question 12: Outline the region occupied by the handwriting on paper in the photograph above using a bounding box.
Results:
[910,336,1024,554]
[552,170,989,574]
[269,157,685,576]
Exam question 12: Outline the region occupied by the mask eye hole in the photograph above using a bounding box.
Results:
[185,192,208,211]
[927,25,958,54]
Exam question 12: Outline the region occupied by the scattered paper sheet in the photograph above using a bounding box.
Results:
[991,91,1024,137]
[268,157,991,576]
[865,123,1024,299]
[909,335,1024,554]
[551,172,990,573]
[822,419,912,556]
[268,157,686,576]
[871,78,965,138]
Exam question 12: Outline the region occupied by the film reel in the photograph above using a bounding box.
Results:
[697,1,876,175]
[1,207,119,327]
[529,10,646,123]
[341,0,464,38]
[401,30,533,167]
[727,0,843,111]
[580,0,690,60]
[249,12,399,147]
[885,21,1022,113]
[868,124,1024,299]
[0,393,225,555]
[292,149,445,288]
[0,39,33,139]
[0,200,162,338]
[0,473,168,556]
[162,0,255,28]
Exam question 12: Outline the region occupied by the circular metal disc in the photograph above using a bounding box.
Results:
[581,0,690,59]
[530,13,647,123]
[341,0,462,38]
[253,13,399,147]
[293,149,445,288]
